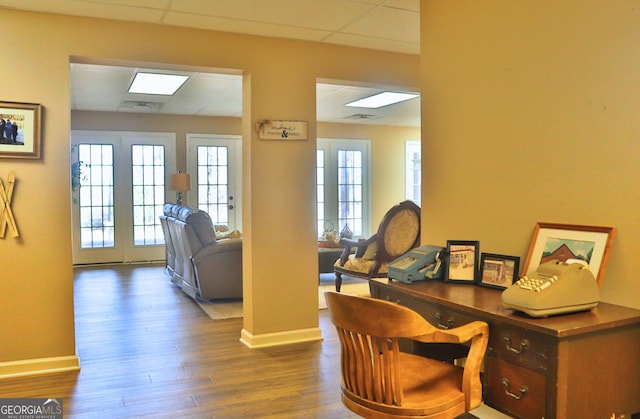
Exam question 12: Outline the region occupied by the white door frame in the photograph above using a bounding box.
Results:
[71,130,177,264]
[186,133,242,231]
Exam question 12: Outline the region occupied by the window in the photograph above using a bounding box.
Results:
[197,145,229,225]
[317,139,370,238]
[316,149,326,234]
[78,144,115,248]
[131,144,166,245]
[186,134,242,231]
[337,149,363,235]
[405,141,421,206]
[71,131,176,265]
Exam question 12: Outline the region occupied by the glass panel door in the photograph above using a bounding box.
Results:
[187,134,241,231]
[71,131,176,265]
[317,138,371,239]
[77,144,115,249]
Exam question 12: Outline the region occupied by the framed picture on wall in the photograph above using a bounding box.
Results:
[478,253,520,290]
[444,240,479,283]
[0,101,43,159]
[523,222,616,288]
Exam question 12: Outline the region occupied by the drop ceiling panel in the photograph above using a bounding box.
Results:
[5,1,421,125]
[0,0,167,23]
[342,5,418,42]
[170,0,375,31]
[164,12,332,42]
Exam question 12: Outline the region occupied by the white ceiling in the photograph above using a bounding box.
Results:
[2,0,421,127]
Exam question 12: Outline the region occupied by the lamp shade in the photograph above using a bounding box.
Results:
[169,173,191,192]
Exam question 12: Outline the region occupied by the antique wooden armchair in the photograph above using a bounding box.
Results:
[333,200,420,291]
[325,291,489,419]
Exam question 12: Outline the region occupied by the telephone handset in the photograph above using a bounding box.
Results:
[388,245,446,283]
[501,259,599,317]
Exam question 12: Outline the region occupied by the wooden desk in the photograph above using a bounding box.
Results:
[368,278,640,419]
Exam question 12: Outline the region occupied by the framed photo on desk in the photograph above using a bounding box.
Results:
[444,240,479,283]
[479,253,520,289]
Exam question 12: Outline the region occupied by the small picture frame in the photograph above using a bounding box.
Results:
[0,101,43,159]
[479,253,520,289]
[444,240,479,283]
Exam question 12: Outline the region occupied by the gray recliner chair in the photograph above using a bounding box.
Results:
[162,204,243,300]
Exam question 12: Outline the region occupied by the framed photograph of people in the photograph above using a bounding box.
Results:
[444,240,479,283]
[479,253,520,289]
[523,222,616,288]
[0,101,43,159]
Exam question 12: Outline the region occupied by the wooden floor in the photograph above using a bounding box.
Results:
[2,264,358,418]
[1,264,499,418]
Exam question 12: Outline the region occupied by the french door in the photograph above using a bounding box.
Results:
[317,138,371,239]
[70,131,176,265]
[186,133,242,231]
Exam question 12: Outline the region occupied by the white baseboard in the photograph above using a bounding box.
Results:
[240,327,323,348]
[0,355,80,379]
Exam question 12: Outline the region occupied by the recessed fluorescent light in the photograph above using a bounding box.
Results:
[128,72,189,95]
[345,91,419,109]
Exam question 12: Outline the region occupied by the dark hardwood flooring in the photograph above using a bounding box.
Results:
[1,264,494,418]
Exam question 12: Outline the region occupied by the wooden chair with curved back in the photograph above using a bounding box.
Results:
[325,291,489,419]
[333,200,420,292]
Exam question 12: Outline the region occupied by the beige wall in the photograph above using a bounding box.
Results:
[420,0,640,308]
[319,122,421,225]
[70,113,420,228]
[71,111,242,173]
[0,9,419,374]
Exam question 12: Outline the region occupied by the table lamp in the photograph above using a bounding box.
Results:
[169,172,190,205]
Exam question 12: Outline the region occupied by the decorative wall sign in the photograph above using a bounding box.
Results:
[256,120,308,140]
[0,102,43,159]
[0,170,19,238]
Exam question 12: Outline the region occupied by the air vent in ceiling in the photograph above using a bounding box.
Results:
[120,101,164,111]
[345,113,379,120]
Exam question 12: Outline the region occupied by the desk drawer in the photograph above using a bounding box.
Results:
[486,357,546,419]
[488,324,550,372]
[378,287,412,306]
[411,300,476,330]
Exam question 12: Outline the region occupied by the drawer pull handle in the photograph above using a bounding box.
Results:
[435,313,454,330]
[502,378,528,400]
[504,336,529,354]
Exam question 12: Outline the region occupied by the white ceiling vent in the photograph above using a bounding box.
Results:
[345,113,380,121]
[119,101,164,112]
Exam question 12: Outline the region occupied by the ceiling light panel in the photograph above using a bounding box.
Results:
[129,72,189,95]
[345,92,419,108]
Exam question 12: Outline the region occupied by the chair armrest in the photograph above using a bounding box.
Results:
[337,235,376,265]
[424,321,488,345]
[192,238,242,261]
[413,321,489,411]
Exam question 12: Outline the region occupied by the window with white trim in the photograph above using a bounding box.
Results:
[405,141,421,206]
[317,139,371,239]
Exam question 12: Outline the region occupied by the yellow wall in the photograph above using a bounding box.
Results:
[420,0,640,308]
[0,9,419,373]
[319,122,421,225]
[70,113,420,228]
[71,111,242,173]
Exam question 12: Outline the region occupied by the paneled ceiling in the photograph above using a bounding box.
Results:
[1,0,421,127]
